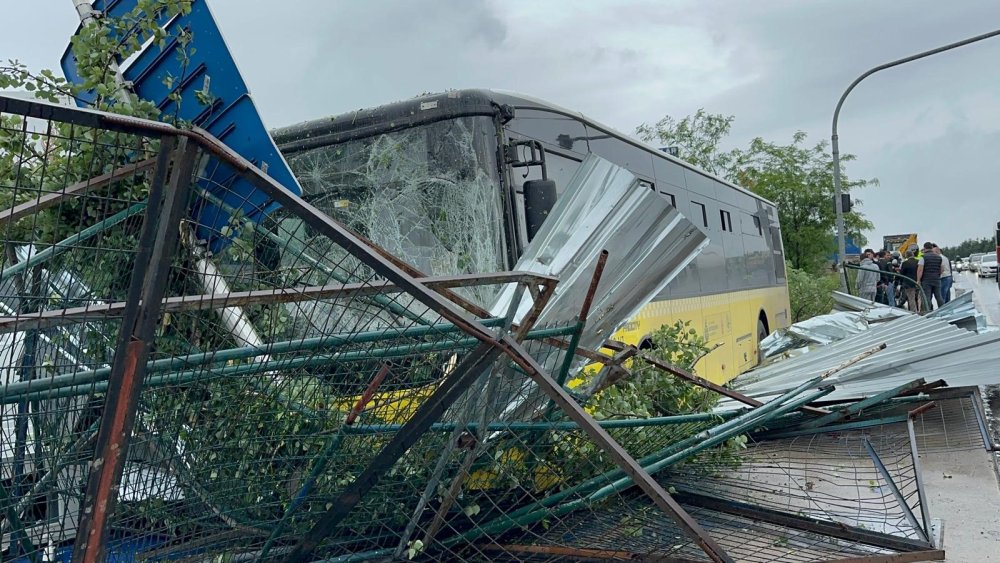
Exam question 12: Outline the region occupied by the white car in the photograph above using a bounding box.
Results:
[978,259,998,278]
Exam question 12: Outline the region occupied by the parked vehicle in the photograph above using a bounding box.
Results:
[968,252,988,273]
[979,259,998,278]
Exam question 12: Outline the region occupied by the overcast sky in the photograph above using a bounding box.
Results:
[4,1,1000,248]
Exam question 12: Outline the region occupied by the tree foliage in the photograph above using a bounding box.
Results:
[785,263,839,322]
[0,0,196,246]
[588,320,716,419]
[732,134,875,273]
[635,110,736,176]
[636,110,877,275]
[558,320,745,481]
[939,236,997,260]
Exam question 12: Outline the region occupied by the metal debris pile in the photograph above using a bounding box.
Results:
[748,290,1000,403]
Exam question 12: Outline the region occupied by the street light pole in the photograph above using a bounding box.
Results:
[832,27,1000,270]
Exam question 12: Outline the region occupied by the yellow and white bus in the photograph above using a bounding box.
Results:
[273,90,790,384]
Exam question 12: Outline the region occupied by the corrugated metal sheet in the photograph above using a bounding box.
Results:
[831,291,912,321]
[833,289,987,331]
[492,154,708,354]
[732,311,1000,403]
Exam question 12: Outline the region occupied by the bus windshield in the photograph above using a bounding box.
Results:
[282,115,507,304]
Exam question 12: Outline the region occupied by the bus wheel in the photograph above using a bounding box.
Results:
[755,317,769,365]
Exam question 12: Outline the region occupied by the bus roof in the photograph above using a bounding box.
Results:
[272,89,775,207]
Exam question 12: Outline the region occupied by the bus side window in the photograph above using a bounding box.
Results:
[691,201,708,228]
[720,210,733,232]
[506,109,589,156]
[770,225,786,281]
[586,128,655,181]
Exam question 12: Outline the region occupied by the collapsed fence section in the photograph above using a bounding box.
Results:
[0,95,755,563]
[0,94,958,563]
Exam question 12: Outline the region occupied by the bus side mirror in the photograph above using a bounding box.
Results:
[524,179,557,241]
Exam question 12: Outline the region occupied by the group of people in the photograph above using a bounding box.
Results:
[856,242,952,313]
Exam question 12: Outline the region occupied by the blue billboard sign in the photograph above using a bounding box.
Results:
[61,0,301,252]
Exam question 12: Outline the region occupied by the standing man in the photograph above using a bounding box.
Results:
[933,244,953,304]
[899,250,921,312]
[916,242,944,311]
[857,249,881,302]
[876,251,896,306]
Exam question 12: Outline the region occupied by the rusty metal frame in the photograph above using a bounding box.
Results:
[0,157,157,228]
[0,271,557,333]
[498,335,735,563]
[287,342,504,560]
[671,489,935,554]
[71,136,195,562]
[823,551,946,563]
[605,339,769,408]
[186,122,733,562]
[0,94,734,563]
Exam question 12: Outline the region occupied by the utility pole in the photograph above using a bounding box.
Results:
[832,27,1000,274]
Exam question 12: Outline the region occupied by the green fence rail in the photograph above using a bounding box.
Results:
[843,263,931,312]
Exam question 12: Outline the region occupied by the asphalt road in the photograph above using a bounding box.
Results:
[953,269,1000,325]
[935,271,1000,562]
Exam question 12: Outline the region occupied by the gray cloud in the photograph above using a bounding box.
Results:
[2,1,998,246]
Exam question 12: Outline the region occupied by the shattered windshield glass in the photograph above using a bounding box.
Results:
[281,115,507,307]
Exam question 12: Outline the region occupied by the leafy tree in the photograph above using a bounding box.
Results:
[785,263,839,322]
[587,320,716,419]
[554,321,745,485]
[635,109,736,176]
[0,0,195,246]
[636,110,876,274]
[939,236,997,260]
[731,134,875,273]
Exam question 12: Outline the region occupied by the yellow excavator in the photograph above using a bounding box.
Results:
[882,233,918,255]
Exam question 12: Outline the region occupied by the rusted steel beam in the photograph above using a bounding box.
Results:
[513,280,556,340]
[0,271,558,334]
[345,364,391,426]
[342,226,559,341]
[477,543,705,562]
[822,550,946,563]
[621,342,887,417]
[497,335,735,563]
[73,136,193,563]
[907,401,937,419]
[0,157,156,228]
[286,343,502,561]
[579,249,609,324]
[900,379,947,396]
[671,488,935,554]
[618,341,767,409]
[585,346,639,397]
